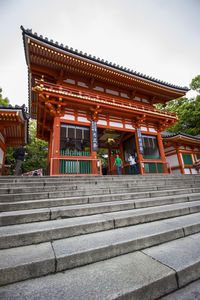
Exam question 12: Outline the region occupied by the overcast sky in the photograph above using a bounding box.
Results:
[0,0,199,107]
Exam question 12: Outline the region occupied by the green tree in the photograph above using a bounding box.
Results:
[22,120,48,173]
[0,87,9,106]
[160,75,200,136]
[190,75,200,93]
[166,96,200,135]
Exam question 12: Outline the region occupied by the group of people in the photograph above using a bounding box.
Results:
[114,154,138,175]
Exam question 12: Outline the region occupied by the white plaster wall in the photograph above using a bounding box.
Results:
[149,128,157,133]
[184,168,191,174]
[166,154,179,167]
[125,124,134,129]
[77,117,90,123]
[192,168,198,174]
[97,120,107,126]
[109,122,123,128]
[172,168,181,175]
[61,114,75,121]
[141,126,147,131]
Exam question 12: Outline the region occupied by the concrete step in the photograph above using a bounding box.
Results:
[143,232,200,288]
[0,201,200,249]
[0,213,199,287]
[160,278,200,299]
[1,185,200,204]
[0,181,198,195]
[1,232,200,299]
[0,175,199,190]
[0,181,195,195]
[1,189,200,214]
[0,174,199,182]
[0,175,199,188]
[1,192,200,226]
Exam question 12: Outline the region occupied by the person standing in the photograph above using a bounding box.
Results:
[113,154,123,175]
[128,154,137,175]
[13,144,27,176]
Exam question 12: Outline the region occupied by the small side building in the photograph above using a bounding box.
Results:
[162,131,200,174]
[0,105,28,175]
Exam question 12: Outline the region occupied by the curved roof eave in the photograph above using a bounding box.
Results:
[21,26,189,93]
[162,131,200,142]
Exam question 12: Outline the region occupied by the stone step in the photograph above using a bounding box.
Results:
[0,201,200,249]
[1,185,200,204]
[160,278,200,299]
[1,190,200,214]
[0,213,199,287]
[1,232,200,299]
[1,193,200,226]
[0,174,198,181]
[143,232,200,288]
[0,181,197,194]
[0,176,199,195]
[0,175,199,188]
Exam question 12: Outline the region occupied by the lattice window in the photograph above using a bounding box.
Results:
[182,154,193,165]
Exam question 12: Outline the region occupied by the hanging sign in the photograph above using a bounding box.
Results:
[136,128,144,154]
[91,121,98,151]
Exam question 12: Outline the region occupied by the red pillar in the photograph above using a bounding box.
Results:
[157,131,168,173]
[50,116,60,175]
[177,148,185,174]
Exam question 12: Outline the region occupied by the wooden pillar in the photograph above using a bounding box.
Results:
[0,137,6,175]
[177,148,185,174]
[157,131,168,173]
[47,130,53,170]
[50,116,60,175]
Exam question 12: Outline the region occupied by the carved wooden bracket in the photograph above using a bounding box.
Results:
[89,105,102,121]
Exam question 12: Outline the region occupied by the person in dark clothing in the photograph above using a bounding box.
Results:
[13,144,27,176]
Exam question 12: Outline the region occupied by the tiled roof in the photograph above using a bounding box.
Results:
[21,26,189,92]
[0,104,29,120]
[162,131,200,141]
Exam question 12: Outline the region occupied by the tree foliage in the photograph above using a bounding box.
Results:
[190,75,200,93]
[165,96,200,135]
[22,120,48,173]
[157,75,200,136]
[0,87,9,106]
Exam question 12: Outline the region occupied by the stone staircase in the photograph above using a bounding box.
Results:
[0,174,200,299]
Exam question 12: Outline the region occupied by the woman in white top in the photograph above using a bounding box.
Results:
[128,154,138,175]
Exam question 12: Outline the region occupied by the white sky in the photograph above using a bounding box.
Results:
[0,0,199,107]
